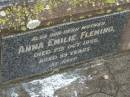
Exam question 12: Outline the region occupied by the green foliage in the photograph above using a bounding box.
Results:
[48,0,64,8]
[0,0,129,33]
[34,0,45,14]
[69,0,85,7]
[0,18,7,25]
[102,0,116,4]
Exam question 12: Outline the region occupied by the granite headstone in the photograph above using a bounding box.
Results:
[0,10,130,82]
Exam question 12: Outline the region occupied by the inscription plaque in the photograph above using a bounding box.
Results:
[0,10,130,82]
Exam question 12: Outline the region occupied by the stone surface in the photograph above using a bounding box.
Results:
[0,52,130,97]
[1,10,130,83]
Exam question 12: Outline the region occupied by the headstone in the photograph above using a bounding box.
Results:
[0,0,130,83]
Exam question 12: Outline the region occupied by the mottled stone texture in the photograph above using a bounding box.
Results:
[0,52,130,97]
[0,10,130,83]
